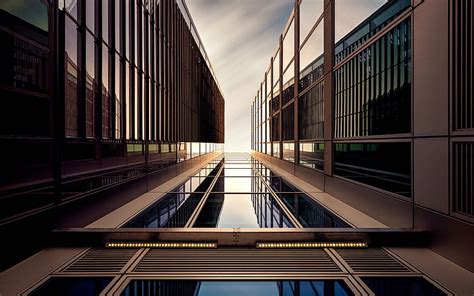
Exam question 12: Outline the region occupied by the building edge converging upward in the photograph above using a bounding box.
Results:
[250,0,473,273]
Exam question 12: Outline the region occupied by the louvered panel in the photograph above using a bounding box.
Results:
[452,0,473,130]
[453,142,474,218]
[62,249,138,273]
[336,248,412,273]
[133,248,341,274]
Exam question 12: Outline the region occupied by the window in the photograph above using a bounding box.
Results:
[273,50,280,89]
[125,0,130,59]
[300,142,324,171]
[192,142,200,158]
[102,0,109,44]
[86,0,95,33]
[335,0,388,43]
[30,277,111,296]
[161,143,170,153]
[283,142,294,162]
[85,32,96,138]
[134,68,140,139]
[121,280,354,296]
[102,45,110,137]
[125,63,131,139]
[299,0,324,44]
[114,54,121,138]
[272,115,280,141]
[334,142,411,197]
[283,18,294,69]
[114,0,121,53]
[63,0,78,20]
[299,82,324,140]
[282,104,294,141]
[300,21,324,78]
[65,16,79,137]
[282,83,294,106]
[334,18,411,138]
[273,142,280,158]
[278,192,350,227]
[362,277,447,296]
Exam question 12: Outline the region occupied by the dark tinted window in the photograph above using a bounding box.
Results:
[334,142,411,197]
[299,82,324,140]
[30,277,111,296]
[278,192,350,228]
[362,277,446,296]
[282,104,294,141]
[0,0,48,31]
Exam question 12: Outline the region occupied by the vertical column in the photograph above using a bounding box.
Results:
[264,72,267,155]
[53,2,64,200]
[78,0,86,139]
[95,0,103,146]
[270,57,273,156]
[293,0,300,164]
[279,36,284,159]
[120,0,127,154]
[323,0,335,175]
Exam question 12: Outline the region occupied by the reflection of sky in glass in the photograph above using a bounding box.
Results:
[335,0,387,42]
[220,178,252,192]
[223,168,253,176]
[300,0,324,42]
[217,194,259,228]
[197,282,279,296]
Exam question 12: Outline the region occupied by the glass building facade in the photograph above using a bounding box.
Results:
[251,0,413,198]
[250,0,474,278]
[0,0,472,295]
[0,0,224,270]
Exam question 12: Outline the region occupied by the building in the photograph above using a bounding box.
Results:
[0,0,224,270]
[0,0,473,295]
[251,0,473,287]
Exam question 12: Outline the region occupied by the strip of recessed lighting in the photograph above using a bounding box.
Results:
[256,242,368,248]
[106,242,217,248]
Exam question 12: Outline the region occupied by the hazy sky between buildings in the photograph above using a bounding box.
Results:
[186,0,386,152]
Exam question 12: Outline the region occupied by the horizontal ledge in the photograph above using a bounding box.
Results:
[51,228,429,248]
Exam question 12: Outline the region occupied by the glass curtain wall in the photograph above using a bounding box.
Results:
[251,0,413,198]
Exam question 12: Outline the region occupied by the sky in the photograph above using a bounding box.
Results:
[185,0,386,152]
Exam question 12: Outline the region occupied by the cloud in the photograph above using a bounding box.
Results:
[185,0,387,152]
[186,0,294,152]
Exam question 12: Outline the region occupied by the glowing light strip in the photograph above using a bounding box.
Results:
[256,242,368,248]
[106,242,217,248]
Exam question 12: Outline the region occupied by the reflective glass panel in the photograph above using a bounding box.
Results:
[65,16,78,137]
[194,193,294,228]
[121,280,354,296]
[85,32,96,138]
[277,193,350,228]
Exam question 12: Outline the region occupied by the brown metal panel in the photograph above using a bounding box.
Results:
[294,0,300,164]
[323,0,334,176]
[414,138,449,214]
[413,0,449,136]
